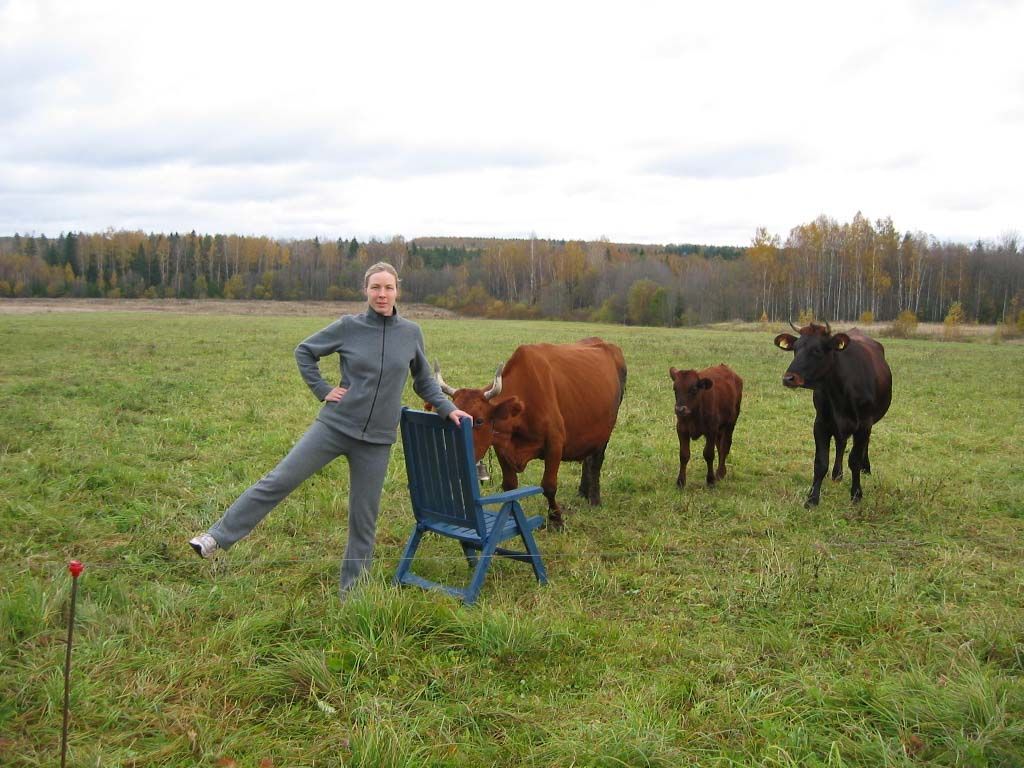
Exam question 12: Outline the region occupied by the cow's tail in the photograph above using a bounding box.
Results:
[617,362,627,405]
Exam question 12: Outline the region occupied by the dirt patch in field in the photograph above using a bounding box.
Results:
[708,320,1003,340]
[0,298,462,320]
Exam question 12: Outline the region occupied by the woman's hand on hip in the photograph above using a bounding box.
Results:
[325,386,348,403]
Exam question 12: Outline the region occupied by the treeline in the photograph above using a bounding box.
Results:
[1,214,1021,326]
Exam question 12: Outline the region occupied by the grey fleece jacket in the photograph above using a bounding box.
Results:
[295,307,456,444]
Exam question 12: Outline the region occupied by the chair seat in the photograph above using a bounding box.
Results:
[421,506,546,544]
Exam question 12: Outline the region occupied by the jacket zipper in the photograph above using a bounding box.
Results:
[362,319,386,434]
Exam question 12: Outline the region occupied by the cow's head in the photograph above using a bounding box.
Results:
[773,322,850,388]
[669,367,712,417]
[433,362,524,460]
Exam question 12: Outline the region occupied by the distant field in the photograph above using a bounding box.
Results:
[2,298,1014,341]
[1,311,1022,767]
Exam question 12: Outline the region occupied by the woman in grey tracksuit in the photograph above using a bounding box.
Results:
[191,262,470,596]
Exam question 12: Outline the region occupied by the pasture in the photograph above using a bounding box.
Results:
[1,310,1022,767]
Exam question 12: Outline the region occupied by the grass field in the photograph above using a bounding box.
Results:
[1,311,1022,767]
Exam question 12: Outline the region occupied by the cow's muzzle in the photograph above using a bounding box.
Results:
[782,373,804,388]
[675,404,690,416]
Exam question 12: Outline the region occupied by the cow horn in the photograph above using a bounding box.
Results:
[824,319,832,335]
[433,359,456,396]
[483,363,503,400]
[788,320,800,333]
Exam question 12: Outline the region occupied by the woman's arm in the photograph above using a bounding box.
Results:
[294,318,346,401]
[410,330,458,419]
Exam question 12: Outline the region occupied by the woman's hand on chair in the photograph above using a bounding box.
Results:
[449,409,472,425]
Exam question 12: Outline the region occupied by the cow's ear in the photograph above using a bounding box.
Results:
[492,396,524,421]
[774,333,797,350]
[669,366,680,381]
[698,378,713,390]
[831,333,850,351]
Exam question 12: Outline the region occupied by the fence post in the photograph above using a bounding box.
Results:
[61,560,84,768]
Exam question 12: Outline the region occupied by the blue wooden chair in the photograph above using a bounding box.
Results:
[394,408,548,605]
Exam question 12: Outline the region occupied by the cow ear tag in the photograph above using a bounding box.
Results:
[836,337,847,350]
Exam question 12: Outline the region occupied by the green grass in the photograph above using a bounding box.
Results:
[1,312,1022,767]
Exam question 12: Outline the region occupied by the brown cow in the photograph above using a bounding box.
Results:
[669,364,743,488]
[434,337,627,528]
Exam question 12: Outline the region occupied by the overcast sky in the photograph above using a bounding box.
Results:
[2,0,1022,246]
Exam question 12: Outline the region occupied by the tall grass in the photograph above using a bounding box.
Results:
[1,312,1022,766]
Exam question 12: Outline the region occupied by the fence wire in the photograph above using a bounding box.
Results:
[4,536,957,576]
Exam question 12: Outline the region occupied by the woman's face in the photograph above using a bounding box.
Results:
[365,270,398,316]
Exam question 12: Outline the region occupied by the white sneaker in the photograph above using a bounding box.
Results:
[189,533,219,559]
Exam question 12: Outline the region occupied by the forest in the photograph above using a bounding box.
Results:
[1,213,1021,327]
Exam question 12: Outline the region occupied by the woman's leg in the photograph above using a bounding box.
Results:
[209,421,345,548]
[339,438,393,593]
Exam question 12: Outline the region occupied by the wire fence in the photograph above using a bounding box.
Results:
[4,536,967,576]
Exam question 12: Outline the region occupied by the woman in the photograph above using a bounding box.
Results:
[189,262,470,596]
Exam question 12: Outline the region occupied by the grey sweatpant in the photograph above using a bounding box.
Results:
[208,420,392,594]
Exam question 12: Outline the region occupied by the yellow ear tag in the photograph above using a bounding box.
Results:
[837,339,847,350]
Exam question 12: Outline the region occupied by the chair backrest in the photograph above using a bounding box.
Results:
[400,408,485,534]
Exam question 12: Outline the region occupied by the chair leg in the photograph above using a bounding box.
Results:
[513,503,548,584]
[393,525,425,586]
[464,535,501,605]
[463,506,511,605]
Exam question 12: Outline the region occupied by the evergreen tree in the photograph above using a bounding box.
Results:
[63,232,77,271]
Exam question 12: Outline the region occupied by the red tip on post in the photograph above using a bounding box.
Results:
[68,560,84,578]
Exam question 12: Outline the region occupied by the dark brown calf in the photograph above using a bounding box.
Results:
[669,364,743,488]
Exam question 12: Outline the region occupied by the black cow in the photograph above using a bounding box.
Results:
[773,322,892,507]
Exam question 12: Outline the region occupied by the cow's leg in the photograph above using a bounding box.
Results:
[497,455,519,492]
[831,434,847,481]
[806,417,831,507]
[578,455,592,500]
[849,428,870,502]
[676,428,691,488]
[585,445,606,505]
[716,424,734,480]
[540,447,565,529]
[703,435,717,486]
[862,436,872,474]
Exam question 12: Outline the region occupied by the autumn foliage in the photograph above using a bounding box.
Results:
[1,215,1021,327]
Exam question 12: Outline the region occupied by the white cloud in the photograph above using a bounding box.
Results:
[1,0,1022,244]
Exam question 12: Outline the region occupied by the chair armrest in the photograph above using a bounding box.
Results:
[478,486,544,506]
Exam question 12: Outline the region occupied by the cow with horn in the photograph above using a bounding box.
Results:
[774,320,892,507]
[432,338,627,529]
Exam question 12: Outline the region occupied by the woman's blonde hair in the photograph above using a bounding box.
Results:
[363,261,400,289]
